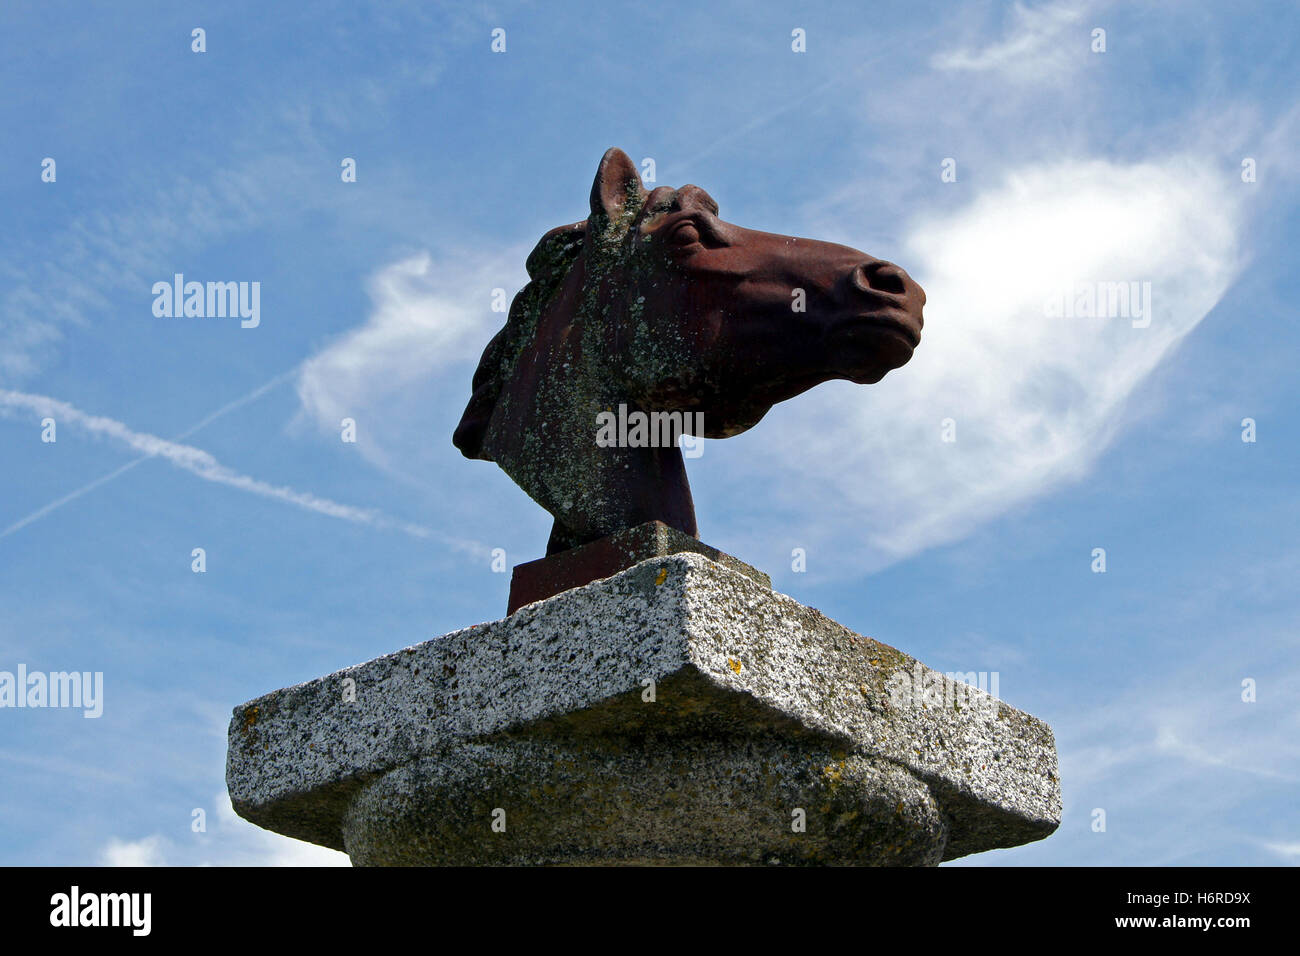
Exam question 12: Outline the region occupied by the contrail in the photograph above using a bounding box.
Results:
[1,455,146,539]
[1,369,298,539]
[173,367,299,440]
[0,381,446,544]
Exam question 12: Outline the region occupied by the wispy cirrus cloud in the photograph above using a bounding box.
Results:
[0,159,306,382]
[1037,637,1300,866]
[931,0,1093,82]
[0,2,492,386]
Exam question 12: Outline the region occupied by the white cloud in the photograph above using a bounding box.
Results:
[100,794,350,867]
[931,1,1091,82]
[1261,841,1300,862]
[724,155,1243,573]
[100,835,169,867]
[295,247,526,476]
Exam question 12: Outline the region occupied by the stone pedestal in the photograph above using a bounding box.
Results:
[227,552,1060,865]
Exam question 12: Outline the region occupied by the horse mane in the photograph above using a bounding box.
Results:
[452,221,588,460]
[453,170,674,461]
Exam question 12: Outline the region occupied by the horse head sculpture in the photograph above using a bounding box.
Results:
[454,148,926,555]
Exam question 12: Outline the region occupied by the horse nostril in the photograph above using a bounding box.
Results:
[859,261,907,296]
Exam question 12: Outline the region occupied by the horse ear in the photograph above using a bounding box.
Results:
[589,148,646,227]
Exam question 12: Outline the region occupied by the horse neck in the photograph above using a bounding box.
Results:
[543,438,698,552]
[532,280,700,548]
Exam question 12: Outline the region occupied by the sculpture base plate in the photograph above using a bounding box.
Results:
[507,520,769,614]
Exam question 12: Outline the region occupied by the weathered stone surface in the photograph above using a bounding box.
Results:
[227,553,1060,865]
[343,743,948,866]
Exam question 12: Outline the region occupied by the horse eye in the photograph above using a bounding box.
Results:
[670,222,701,246]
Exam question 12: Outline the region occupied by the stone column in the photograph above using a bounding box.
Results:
[227,552,1060,865]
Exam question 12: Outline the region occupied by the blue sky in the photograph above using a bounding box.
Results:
[1,0,1296,865]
